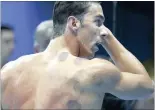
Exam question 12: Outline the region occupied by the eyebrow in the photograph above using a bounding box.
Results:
[95,15,105,22]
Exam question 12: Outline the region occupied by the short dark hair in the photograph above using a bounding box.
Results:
[1,25,14,31]
[53,1,99,38]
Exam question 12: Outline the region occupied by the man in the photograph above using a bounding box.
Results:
[1,2,154,109]
[34,20,53,52]
[1,26,14,67]
[1,25,14,110]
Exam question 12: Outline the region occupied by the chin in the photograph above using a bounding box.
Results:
[80,49,93,59]
[86,50,96,59]
[89,53,95,59]
[79,43,97,59]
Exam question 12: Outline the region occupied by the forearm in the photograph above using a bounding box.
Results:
[101,35,149,76]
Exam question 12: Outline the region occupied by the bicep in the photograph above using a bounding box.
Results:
[109,72,154,100]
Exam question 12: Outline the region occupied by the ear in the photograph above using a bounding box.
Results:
[67,16,80,33]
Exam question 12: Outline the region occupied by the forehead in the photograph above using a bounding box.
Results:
[84,3,104,19]
[1,30,14,39]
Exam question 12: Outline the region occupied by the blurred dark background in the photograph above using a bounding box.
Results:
[97,1,154,62]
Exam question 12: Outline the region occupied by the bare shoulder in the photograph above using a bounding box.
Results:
[1,53,37,70]
[1,53,42,81]
[88,58,121,84]
[90,58,118,71]
[91,58,113,65]
[72,58,121,93]
[74,57,119,74]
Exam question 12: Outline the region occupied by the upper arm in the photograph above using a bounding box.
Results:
[77,59,121,93]
[108,72,154,100]
[91,58,154,100]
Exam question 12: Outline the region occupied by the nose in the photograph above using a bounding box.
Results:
[96,26,108,44]
[100,27,108,38]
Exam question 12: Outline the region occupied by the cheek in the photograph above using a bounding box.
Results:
[82,25,99,39]
[87,26,100,44]
[77,24,100,49]
[3,43,13,52]
[2,48,9,56]
[7,42,14,50]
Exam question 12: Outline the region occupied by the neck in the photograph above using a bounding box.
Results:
[45,35,80,57]
[45,33,92,58]
[63,31,93,57]
[64,33,80,56]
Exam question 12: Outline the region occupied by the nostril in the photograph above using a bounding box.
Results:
[100,30,108,38]
[101,33,107,39]
[101,34,107,37]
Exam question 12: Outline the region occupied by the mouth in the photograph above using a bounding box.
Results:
[91,43,99,53]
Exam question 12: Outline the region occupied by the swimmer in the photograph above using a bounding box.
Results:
[1,2,154,109]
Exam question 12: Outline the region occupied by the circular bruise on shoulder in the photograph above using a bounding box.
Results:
[58,52,69,62]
